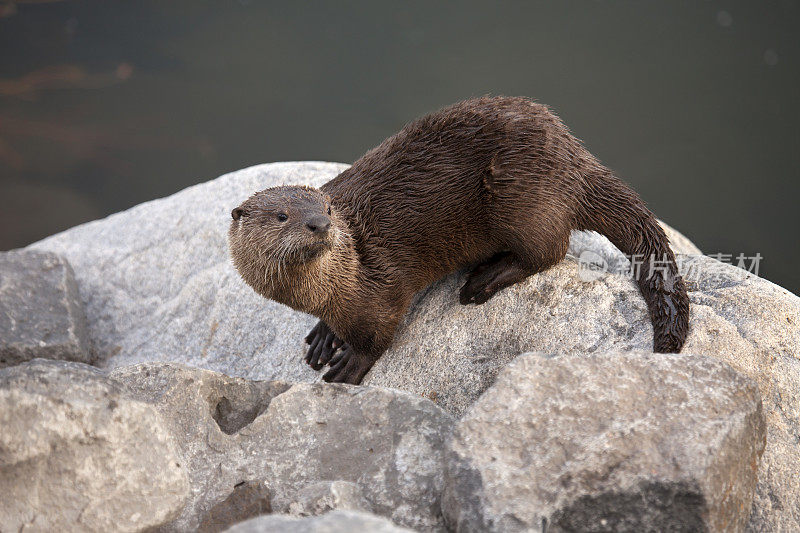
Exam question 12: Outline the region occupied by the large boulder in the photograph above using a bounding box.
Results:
[25,161,696,380]
[224,510,414,533]
[28,162,346,378]
[28,162,800,530]
[442,352,766,532]
[0,360,189,532]
[0,249,91,367]
[110,362,454,531]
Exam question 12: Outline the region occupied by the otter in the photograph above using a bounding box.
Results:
[229,96,689,385]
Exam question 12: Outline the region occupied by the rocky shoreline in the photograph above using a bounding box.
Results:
[2,162,798,531]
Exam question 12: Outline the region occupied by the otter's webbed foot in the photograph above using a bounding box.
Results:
[304,320,344,371]
[322,346,375,385]
[460,252,533,305]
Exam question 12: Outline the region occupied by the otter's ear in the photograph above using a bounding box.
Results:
[231,208,245,221]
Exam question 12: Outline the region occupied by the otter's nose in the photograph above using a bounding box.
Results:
[306,215,331,234]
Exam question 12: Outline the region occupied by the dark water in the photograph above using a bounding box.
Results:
[1,1,798,293]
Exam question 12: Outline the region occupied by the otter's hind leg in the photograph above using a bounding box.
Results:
[304,320,344,370]
[460,231,569,304]
[460,252,535,305]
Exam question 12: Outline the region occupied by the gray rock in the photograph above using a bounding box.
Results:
[28,162,800,529]
[25,161,696,380]
[0,249,90,367]
[442,352,766,533]
[0,359,189,532]
[110,362,454,531]
[108,362,289,532]
[281,481,372,517]
[224,510,414,533]
[28,162,347,378]
[22,161,700,411]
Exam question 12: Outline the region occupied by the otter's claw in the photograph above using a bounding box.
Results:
[304,320,344,370]
[322,346,374,385]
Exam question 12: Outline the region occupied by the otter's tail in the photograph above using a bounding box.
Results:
[578,171,689,352]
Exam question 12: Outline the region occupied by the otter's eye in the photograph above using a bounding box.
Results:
[327,206,331,216]
[277,213,288,222]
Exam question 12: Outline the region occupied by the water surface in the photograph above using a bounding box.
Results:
[1,1,797,292]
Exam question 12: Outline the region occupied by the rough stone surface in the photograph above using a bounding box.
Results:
[28,162,800,530]
[443,352,766,533]
[224,510,414,533]
[280,481,372,517]
[0,359,188,532]
[110,362,454,532]
[28,162,346,379]
[109,362,290,532]
[0,249,91,367]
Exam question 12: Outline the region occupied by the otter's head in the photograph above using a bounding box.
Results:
[228,185,352,310]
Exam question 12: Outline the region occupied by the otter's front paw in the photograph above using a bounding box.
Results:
[304,320,344,371]
[322,347,375,385]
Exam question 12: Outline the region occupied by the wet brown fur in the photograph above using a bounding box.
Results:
[229,96,690,384]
